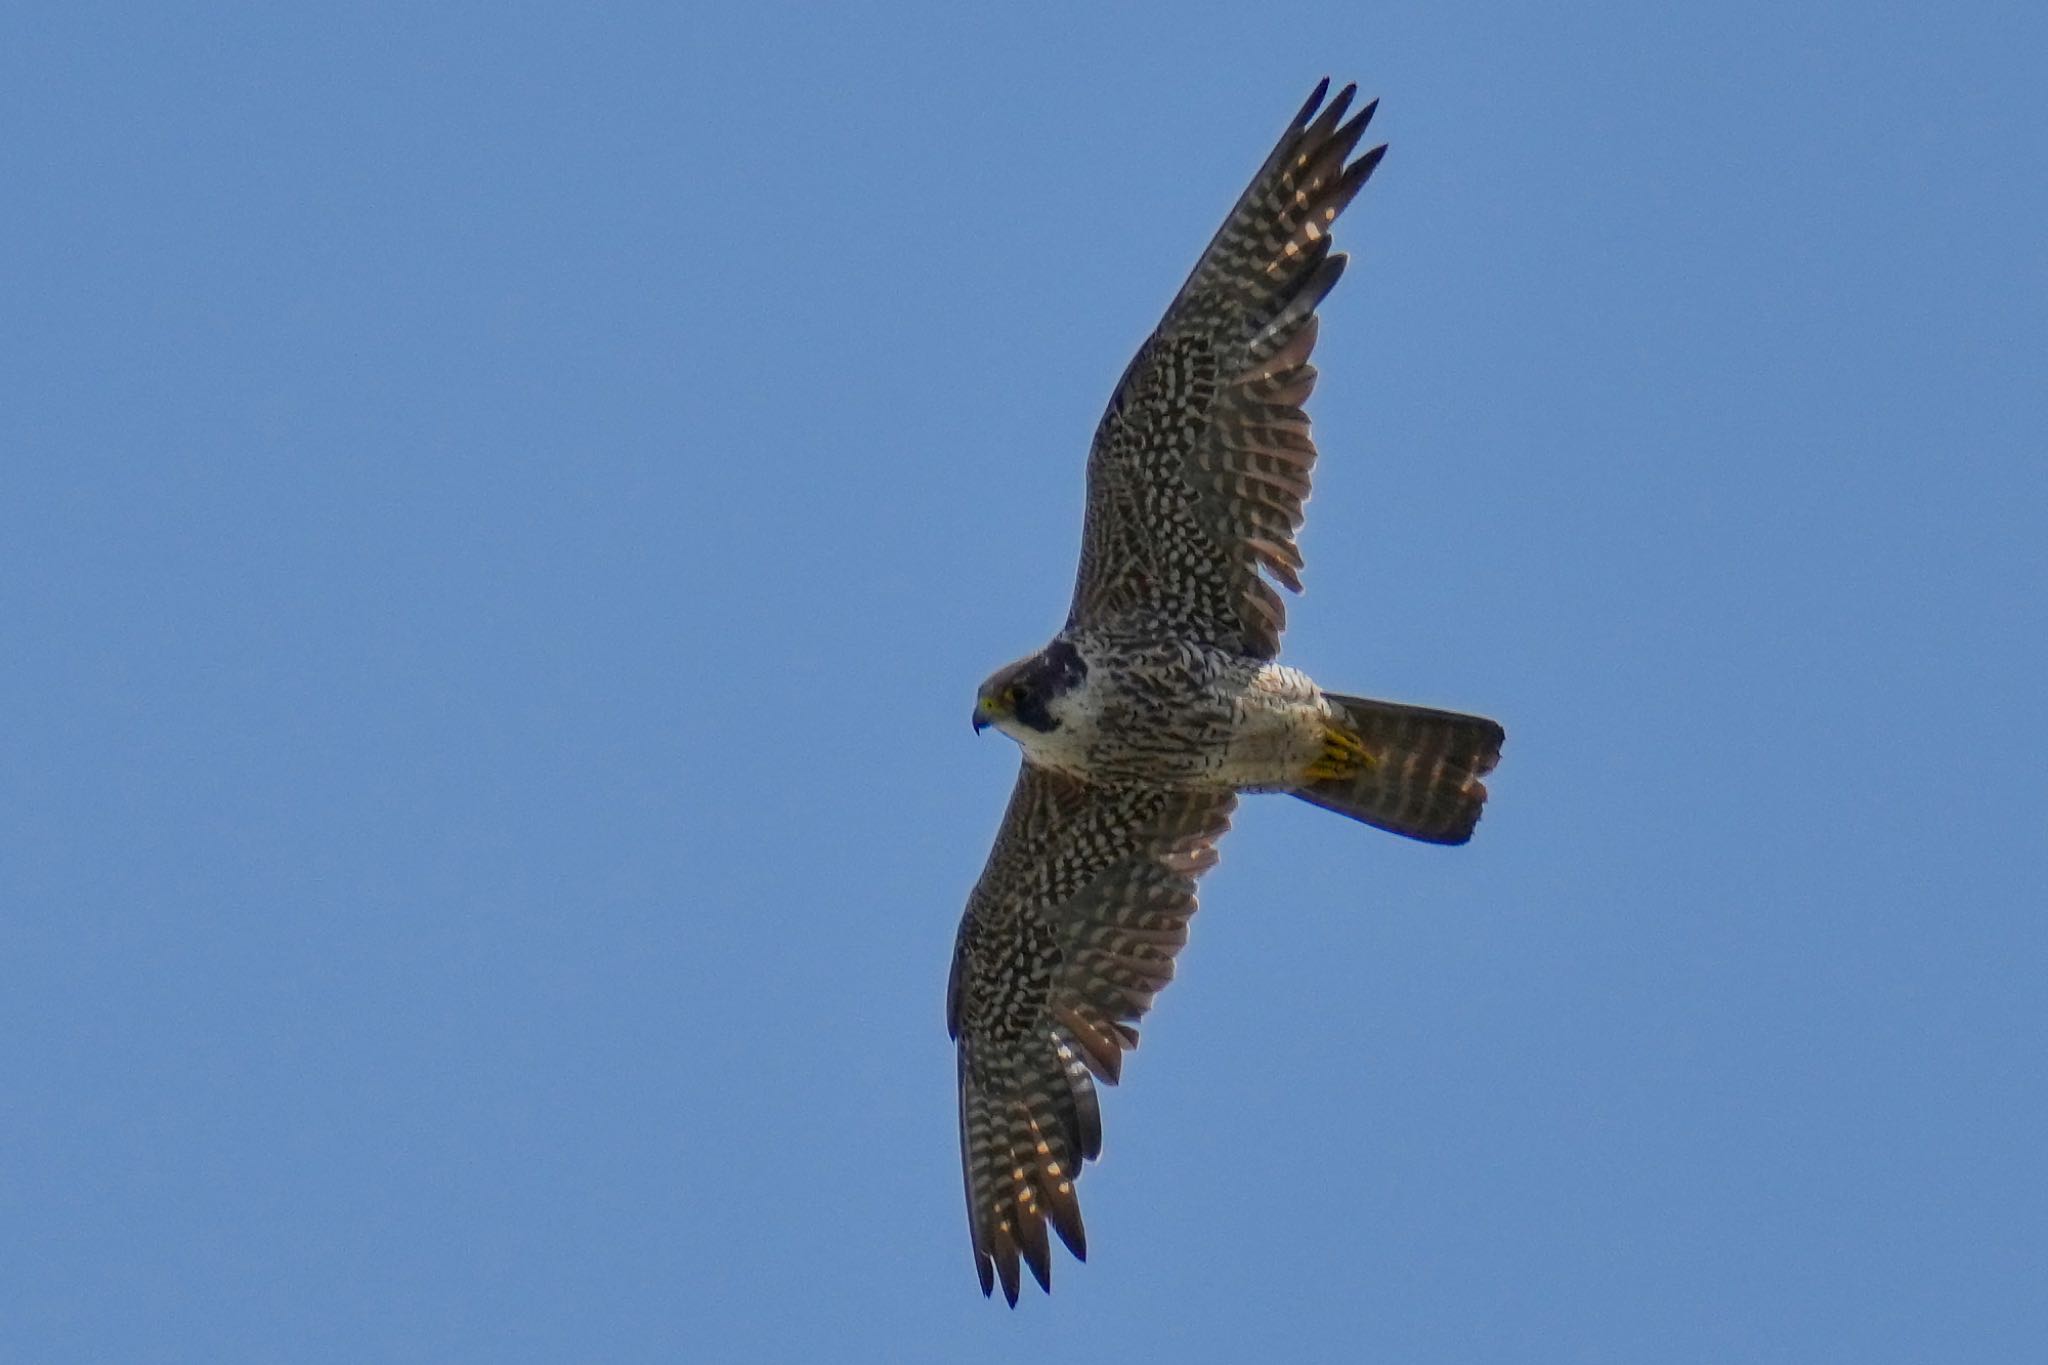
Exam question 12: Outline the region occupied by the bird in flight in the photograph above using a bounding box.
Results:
[946,80,1505,1304]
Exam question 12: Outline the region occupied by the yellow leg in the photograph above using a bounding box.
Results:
[1303,722,1380,781]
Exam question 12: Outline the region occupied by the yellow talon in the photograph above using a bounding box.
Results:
[1304,723,1379,781]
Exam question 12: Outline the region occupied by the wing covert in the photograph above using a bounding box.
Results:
[1069,80,1385,658]
[947,764,1234,1304]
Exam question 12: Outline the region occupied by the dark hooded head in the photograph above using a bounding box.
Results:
[973,640,1088,735]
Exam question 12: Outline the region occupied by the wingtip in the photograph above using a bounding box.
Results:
[1294,77,1332,129]
[1304,83,1356,143]
[1340,99,1382,154]
[1047,1193,1088,1263]
[1331,143,1388,207]
[1065,1221,1088,1263]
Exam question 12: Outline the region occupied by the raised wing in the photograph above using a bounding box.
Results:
[1069,80,1384,659]
[947,764,1235,1304]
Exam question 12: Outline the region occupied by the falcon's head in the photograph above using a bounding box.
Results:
[973,640,1088,737]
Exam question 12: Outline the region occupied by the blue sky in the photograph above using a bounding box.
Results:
[5,3,2043,1360]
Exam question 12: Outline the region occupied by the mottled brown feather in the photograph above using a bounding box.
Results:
[948,765,1234,1304]
[1067,83,1384,660]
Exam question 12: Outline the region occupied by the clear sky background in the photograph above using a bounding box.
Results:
[5,4,2044,1361]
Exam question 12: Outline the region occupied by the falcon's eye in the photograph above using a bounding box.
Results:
[1002,685,1023,707]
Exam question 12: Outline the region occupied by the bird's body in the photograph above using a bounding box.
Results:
[947,80,1505,1305]
[981,630,1327,791]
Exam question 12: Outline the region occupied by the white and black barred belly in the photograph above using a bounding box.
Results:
[1023,629,1327,790]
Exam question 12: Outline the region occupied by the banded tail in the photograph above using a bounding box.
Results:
[1295,694,1504,845]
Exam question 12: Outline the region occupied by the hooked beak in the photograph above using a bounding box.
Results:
[972,714,988,734]
[973,694,1000,733]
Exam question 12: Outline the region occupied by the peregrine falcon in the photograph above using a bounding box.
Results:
[947,80,1505,1304]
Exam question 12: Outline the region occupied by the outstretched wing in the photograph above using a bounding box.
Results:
[1069,80,1385,659]
[946,764,1235,1304]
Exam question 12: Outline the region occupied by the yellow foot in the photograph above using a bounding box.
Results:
[1303,723,1380,781]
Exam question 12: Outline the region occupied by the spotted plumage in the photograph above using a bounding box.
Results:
[950,80,1506,1305]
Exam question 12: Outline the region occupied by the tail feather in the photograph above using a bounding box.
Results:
[1294,694,1503,845]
